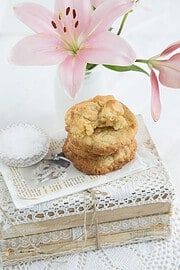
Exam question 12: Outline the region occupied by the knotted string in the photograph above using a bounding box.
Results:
[87,189,102,250]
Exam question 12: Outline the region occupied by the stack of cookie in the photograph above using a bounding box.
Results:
[63,95,138,175]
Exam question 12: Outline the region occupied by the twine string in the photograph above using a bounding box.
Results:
[88,190,101,250]
[0,188,104,263]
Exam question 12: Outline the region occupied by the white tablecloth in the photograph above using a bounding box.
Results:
[0,0,180,269]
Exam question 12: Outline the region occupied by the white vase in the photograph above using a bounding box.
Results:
[54,65,108,130]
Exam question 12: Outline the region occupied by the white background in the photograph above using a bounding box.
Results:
[0,0,180,206]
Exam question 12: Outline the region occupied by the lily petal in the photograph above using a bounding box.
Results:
[59,55,86,98]
[90,0,133,32]
[9,34,67,66]
[13,3,54,33]
[154,54,180,88]
[72,0,92,34]
[160,41,180,56]
[55,0,92,15]
[55,0,72,12]
[91,0,105,7]
[150,69,161,121]
[82,31,136,66]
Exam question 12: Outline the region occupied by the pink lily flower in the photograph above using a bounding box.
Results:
[150,41,180,88]
[149,41,180,121]
[160,40,180,57]
[10,0,136,98]
[150,70,161,122]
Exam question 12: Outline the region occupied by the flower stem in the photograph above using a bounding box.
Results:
[136,59,149,64]
[104,64,149,76]
[117,10,133,36]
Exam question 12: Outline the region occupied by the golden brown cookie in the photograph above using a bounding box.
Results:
[63,140,137,175]
[64,135,136,161]
[65,95,138,155]
[65,95,128,136]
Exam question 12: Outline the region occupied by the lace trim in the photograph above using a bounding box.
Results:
[1,207,179,270]
[1,214,170,251]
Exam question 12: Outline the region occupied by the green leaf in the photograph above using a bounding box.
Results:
[104,64,149,76]
[86,63,97,71]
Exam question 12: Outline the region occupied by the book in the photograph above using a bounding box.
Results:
[1,213,171,266]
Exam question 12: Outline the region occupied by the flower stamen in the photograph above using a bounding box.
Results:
[73,9,77,19]
[75,21,79,28]
[58,11,63,20]
[66,7,70,16]
[51,20,57,29]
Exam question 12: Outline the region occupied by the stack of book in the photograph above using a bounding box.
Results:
[0,116,174,266]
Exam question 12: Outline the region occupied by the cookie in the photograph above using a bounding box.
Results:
[63,140,137,175]
[65,135,136,161]
[65,95,138,155]
[65,95,128,136]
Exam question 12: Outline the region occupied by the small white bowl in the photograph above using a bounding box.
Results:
[0,123,50,167]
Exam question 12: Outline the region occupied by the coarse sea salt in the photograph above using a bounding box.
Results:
[0,124,50,167]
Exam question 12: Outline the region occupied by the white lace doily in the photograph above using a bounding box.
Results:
[1,207,179,270]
